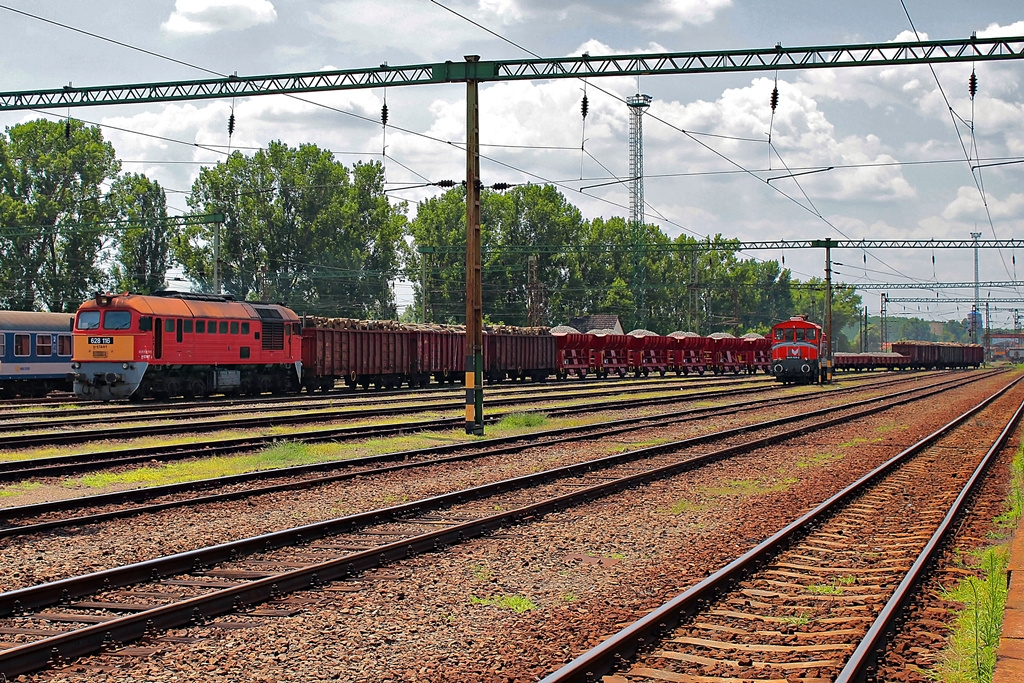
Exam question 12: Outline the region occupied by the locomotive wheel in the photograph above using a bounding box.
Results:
[165,378,182,398]
[258,376,273,394]
[190,378,207,397]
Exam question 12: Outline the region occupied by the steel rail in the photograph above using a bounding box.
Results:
[0,371,976,538]
[538,375,1022,683]
[0,375,746,429]
[0,374,1001,677]
[0,375,804,478]
[0,375,782,448]
[835,396,1024,681]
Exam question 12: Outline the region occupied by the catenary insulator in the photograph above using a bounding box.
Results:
[770,86,779,111]
[581,94,589,119]
[969,72,978,99]
[434,180,456,188]
[227,113,236,136]
[381,102,389,126]
[64,119,71,141]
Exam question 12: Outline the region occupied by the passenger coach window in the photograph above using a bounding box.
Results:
[14,333,30,356]
[0,335,5,357]
[103,311,132,330]
[57,334,72,356]
[77,311,101,330]
[36,334,53,356]
[219,321,228,334]
[230,321,239,334]
[196,320,206,333]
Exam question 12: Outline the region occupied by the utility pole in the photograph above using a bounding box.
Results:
[971,231,982,344]
[464,56,484,436]
[823,238,833,383]
[880,293,888,352]
[418,245,433,323]
[213,219,221,295]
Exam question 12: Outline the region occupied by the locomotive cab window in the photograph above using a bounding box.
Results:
[14,333,30,356]
[196,320,205,333]
[57,334,72,356]
[77,311,101,330]
[242,322,250,335]
[219,321,228,334]
[806,329,817,340]
[230,321,239,334]
[36,334,53,356]
[774,329,785,340]
[795,329,805,341]
[104,311,132,330]
[164,319,175,333]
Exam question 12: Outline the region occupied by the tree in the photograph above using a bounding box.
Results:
[176,141,406,315]
[106,173,169,294]
[791,279,863,351]
[0,118,120,311]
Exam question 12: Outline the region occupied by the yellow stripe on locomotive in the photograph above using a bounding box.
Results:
[73,333,135,362]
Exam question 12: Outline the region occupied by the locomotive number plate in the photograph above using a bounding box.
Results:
[88,337,113,345]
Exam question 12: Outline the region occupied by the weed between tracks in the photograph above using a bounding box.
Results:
[0,412,607,503]
[468,595,538,612]
[662,477,798,516]
[924,441,1024,683]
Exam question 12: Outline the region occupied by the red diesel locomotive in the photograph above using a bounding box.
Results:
[770,315,826,384]
[70,292,302,400]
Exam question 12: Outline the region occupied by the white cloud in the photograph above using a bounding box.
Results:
[478,0,731,30]
[162,0,277,36]
[942,186,1024,221]
[310,1,484,58]
[977,20,1024,39]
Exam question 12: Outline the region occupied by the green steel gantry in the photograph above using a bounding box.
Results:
[3,35,1023,432]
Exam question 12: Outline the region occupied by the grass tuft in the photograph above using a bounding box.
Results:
[469,594,537,612]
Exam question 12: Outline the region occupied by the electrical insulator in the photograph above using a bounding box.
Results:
[227,113,236,136]
[435,180,456,188]
[490,182,511,191]
[381,102,389,126]
[969,71,978,99]
[781,254,785,265]
[581,94,589,119]
[64,119,71,141]
[770,86,779,111]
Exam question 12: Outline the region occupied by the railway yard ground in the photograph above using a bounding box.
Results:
[1,369,1023,682]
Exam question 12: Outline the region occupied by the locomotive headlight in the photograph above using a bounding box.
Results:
[122,363,130,370]
[71,361,80,369]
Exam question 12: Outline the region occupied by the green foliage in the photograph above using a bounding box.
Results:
[791,278,863,351]
[929,547,1009,683]
[177,142,407,315]
[106,173,170,294]
[0,118,121,310]
[469,594,538,612]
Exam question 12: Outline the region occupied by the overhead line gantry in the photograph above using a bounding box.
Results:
[4,36,1023,434]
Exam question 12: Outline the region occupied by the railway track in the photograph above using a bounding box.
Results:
[0,371,1010,678]
[540,376,1024,682]
[0,373,774,422]
[0,371,968,483]
[0,370,991,539]
[0,375,788,448]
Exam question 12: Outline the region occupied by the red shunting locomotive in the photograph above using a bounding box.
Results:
[770,315,827,384]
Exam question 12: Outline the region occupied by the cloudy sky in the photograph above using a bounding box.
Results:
[1,0,1023,322]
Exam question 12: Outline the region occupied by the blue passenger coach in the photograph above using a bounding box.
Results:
[0,311,75,398]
